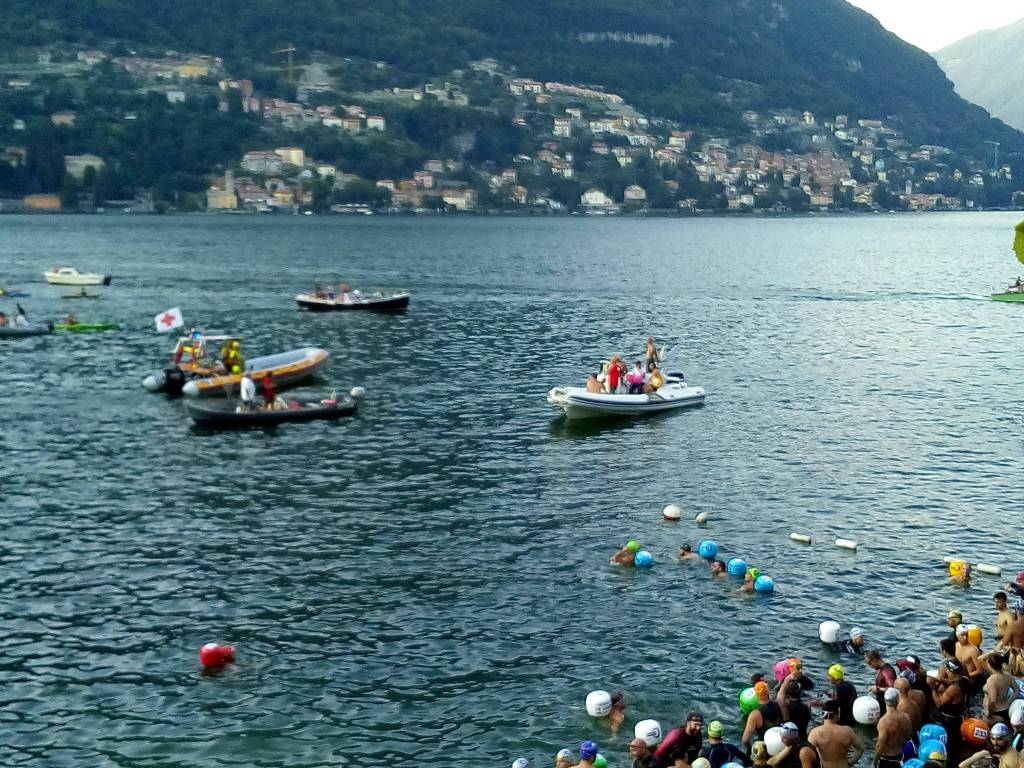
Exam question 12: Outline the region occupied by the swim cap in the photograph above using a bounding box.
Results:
[692,759,712,768]
[781,722,799,736]
[626,540,640,553]
[850,627,864,640]
[884,688,899,704]
[580,741,599,760]
[556,749,573,761]
[906,655,921,666]
[752,742,769,760]
[1012,709,1024,727]
[948,610,962,620]
[828,663,845,680]
[928,753,947,764]
[991,723,1011,739]
[955,623,968,636]
[747,567,760,580]
[512,759,531,768]
[708,721,724,738]
[754,681,770,701]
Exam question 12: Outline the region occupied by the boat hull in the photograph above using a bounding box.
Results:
[0,322,53,338]
[296,292,410,312]
[185,395,356,430]
[992,292,1024,302]
[44,272,111,286]
[179,347,329,397]
[547,382,706,419]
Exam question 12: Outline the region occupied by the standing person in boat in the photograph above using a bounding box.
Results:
[14,303,29,328]
[645,337,660,370]
[262,372,281,411]
[221,340,244,374]
[0,311,7,327]
[626,361,647,394]
[605,355,626,394]
[586,373,604,393]
[239,373,257,412]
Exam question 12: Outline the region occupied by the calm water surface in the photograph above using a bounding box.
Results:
[1,213,1022,767]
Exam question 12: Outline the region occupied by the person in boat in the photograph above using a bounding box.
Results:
[586,373,604,393]
[605,355,626,393]
[643,367,665,394]
[221,340,244,374]
[626,361,646,394]
[0,311,7,327]
[63,313,77,325]
[645,337,660,370]
[239,373,256,412]
[14,304,29,328]
[261,372,284,411]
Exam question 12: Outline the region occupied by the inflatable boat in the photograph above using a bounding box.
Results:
[0,322,52,338]
[185,395,356,429]
[547,372,705,419]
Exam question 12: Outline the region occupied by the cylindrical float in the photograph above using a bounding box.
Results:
[835,538,858,550]
[764,727,785,756]
[978,563,1002,575]
[789,533,812,544]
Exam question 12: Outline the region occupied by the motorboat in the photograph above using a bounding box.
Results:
[0,321,52,338]
[43,266,112,286]
[141,333,329,397]
[992,284,1024,302]
[547,371,705,419]
[296,289,410,312]
[185,394,356,430]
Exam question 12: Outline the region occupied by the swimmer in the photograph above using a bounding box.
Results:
[699,720,747,768]
[984,652,1018,724]
[556,748,574,768]
[628,738,654,768]
[819,664,858,727]
[808,700,865,768]
[947,611,965,642]
[930,658,967,761]
[710,559,727,576]
[996,593,1014,644]
[845,628,866,656]
[866,650,898,705]
[894,677,922,733]
[575,740,599,768]
[679,543,700,560]
[954,625,985,691]
[608,690,626,734]
[611,540,640,567]
[653,711,705,766]
[751,741,771,768]
[740,567,761,593]
[873,688,912,768]
[1005,611,1024,652]
[743,681,782,747]
[959,724,1021,768]
[779,680,811,738]
[1010,709,1024,752]
[902,655,933,703]
[951,561,972,586]
[768,721,817,768]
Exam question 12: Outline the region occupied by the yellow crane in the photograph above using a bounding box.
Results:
[273,43,297,83]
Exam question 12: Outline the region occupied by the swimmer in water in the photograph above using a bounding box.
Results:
[628,739,654,768]
[740,567,760,593]
[710,559,727,576]
[983,652,1018,724]
[556,748,574,768]
[679,543,700,560]
[611,540,640,567]
[608,690,626,734]
[874,688,912,768]
[951,561,972,586]
[845,628,866,656]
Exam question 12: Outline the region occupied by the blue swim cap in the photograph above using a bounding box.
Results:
[754,575,775,593]
[727,558,747,577]
[919,724,948,746]
[698,540,718,559]
[903,760,926,768]
[635,550,654,568]
[580,741,599,760]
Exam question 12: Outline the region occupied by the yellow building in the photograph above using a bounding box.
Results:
[274,147,305,167]
[23,194,61,211]
[272,189,295,206]
[206,170,237,210]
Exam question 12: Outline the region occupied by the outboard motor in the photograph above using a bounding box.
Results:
[164,368,187,396]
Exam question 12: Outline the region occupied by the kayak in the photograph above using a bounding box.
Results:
[0,291,29,298]
[185,394,356,429]
[54,322,120,332]
[0,322,53,338]
[992,292,1024,302]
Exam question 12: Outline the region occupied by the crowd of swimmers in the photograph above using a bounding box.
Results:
[510,572,1024,768]
[586,337,667,395]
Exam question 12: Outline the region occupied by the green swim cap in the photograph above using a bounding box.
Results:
[594,756,608,768]
[626,540,640,552]
[747,567,760,580]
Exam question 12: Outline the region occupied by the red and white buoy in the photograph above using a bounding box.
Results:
[199,642,235,669]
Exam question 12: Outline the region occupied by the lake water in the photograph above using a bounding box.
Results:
[1,213,1022,767]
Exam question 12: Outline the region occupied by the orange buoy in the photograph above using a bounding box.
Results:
[199,643,235,669]
[961,718,989,746]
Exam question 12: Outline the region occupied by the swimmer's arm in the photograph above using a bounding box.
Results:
[958,750,990,768]
[741,711,759,747]
[776,680,790,719]
[799,747,817,768]
[768,745,794,767]
[849,731,866,765]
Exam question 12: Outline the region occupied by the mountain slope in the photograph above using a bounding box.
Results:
[3,0,1021,153]
[935,17,1024,132]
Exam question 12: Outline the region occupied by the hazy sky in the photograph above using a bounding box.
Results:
[847,0,1024,51]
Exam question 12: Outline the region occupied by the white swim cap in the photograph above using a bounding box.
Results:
[512,759,531,768]
[955,623,968,635]
[884,688,899,704]
[850,627,864,640]
[1011,709,1024,727]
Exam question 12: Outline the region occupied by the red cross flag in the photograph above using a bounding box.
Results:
[154,307,184,332]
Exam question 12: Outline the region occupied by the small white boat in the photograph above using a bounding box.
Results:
[43,266,112,286]
[547,373,705,419]
[296,290,410,312]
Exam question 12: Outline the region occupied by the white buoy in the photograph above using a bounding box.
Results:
[852,695,881,724]
[819,620,841,644]
[942,556,958,565]
[635,719,662,747]
[585,690,612,717]
[663,504,682,521]
[790,533,812,544]
[764,726,785,756]
[350,386,366,399]
[695,512,709,524]
[835,538,858,551]
[978,563,1003,576]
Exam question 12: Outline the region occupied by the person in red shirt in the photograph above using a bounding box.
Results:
[605,355,626,393]
[262,372,278,410]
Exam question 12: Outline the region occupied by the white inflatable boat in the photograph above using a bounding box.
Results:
[547,372,705,420]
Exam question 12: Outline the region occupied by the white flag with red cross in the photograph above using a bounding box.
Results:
[154,307,184,332]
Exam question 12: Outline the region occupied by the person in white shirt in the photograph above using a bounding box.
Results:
[238,374,256,412]
[14,304,29,328]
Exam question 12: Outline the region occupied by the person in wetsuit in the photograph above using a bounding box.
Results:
[768,722,819,768]
[743,681,783,750]
[654,712,704,767]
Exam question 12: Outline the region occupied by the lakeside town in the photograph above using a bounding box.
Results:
[0,46,1020,215]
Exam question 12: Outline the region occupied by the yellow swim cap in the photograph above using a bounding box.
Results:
[828,663,845,680]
